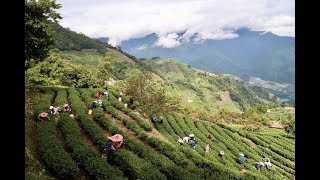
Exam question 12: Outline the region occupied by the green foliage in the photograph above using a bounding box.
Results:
[61,49,103,68]
[37,120,78,178]
[110,149,166,180]
[284,120,295,135]
[107,89,153,131]
[124,71,180,115]
[26,52,98,88]
[29,87,295,179]
[92,52,132,85]
[25,0,62,69]
[51,22,109,53]
[59,113,125,180]
[68,89,106,149]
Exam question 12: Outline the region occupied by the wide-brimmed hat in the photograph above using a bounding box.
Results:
[39,112,48,117]
[49,106,54,110]
[239,153,245,156]
[108,134,123,142]
[219,151,225,155]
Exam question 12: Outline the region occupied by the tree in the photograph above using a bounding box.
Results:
[124,71,180,116]
[25,0,62,69]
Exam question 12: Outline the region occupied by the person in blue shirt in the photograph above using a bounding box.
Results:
[239,153,247,164]
[190,139,197,149]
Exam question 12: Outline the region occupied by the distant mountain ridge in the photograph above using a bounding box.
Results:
[100,28,294,84]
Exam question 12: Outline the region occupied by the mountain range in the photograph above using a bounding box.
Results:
[99,29,295,85]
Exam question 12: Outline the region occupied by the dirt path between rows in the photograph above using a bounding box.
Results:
[74,116,102,153]
[114,108,173,145]
[103,113,150,146]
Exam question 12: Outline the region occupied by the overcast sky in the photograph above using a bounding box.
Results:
[56,0,294,47]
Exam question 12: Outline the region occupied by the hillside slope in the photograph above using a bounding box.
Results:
[23,22,274,116]
[25,87,295,179]
[118,29,295,84]
[26,22,295,179]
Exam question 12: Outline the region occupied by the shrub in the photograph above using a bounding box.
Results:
[110,149,166,180]
[59,113,125,180]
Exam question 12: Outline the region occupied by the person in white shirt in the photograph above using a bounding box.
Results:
[255,161,265,170]
[264,157,272,169]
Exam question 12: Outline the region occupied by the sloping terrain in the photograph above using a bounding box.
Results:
[26,87,295,179]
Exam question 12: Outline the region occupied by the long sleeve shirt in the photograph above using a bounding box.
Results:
[116,141,123,148]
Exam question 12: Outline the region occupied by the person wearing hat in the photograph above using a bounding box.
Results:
[90,101,97,109]
[177,138,184,145]
[113,134,124,149]
[255,161,265,170]
[190,139,197,149]
[64,104,72,112]
[70,114,75,119]
[50,105,60,117]
[264,157,272,169]
[95,92,101,100]
[105,134,124,154]
[151,116,157,123]
[49,106,54,114]
[103,91,109,100]
[38,112,50,121]
[238,153,247,164]
[219,150,225,158]
[205,144,210,155]
[97,99,107,111]
[105,137,116,154]
[189,134,195,141]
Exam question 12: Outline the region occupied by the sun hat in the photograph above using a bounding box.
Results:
[39,112,48,117]
[239,153,245,156]
[108,134,123,142]
[49,106,54,110]
[219,151,225,155]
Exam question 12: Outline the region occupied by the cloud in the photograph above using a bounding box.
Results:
[153,33,181,48]
[135,45,148,50]
[56,0,294,46]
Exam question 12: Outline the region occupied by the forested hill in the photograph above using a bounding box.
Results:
[51,22,137,60]
[27,22,282,119]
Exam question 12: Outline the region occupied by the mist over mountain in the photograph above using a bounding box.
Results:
[108,29,294,85]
